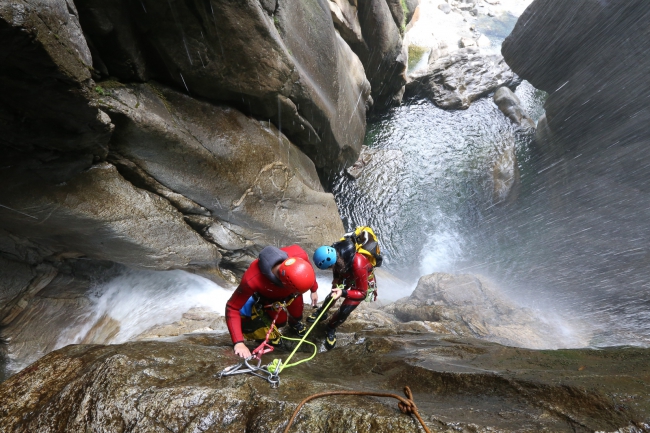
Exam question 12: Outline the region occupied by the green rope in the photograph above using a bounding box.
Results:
[277,336,318,369]
[275,295,336,374]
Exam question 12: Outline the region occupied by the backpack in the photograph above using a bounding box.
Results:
[342,226,383,267]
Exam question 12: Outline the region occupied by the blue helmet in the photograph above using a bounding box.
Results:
[313,245,337,270]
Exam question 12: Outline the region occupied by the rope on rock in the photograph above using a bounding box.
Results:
[275,295,335,373]
[282,386,432,433]
[219,296,336,387]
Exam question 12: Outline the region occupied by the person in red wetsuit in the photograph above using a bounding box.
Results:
[225,245,318,358]
[309,238,375,350]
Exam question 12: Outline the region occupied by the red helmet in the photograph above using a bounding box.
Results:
[277,257,315,293]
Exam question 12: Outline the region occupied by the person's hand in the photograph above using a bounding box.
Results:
[234,342,251,358]
[310,291,319,307]
[331,287,343,300]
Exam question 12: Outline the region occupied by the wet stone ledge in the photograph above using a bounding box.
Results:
[1,329,649,432]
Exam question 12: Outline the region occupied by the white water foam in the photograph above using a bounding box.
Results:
[55,269,232,348]
[419,226,466,277]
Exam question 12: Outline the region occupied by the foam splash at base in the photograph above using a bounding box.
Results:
[56,270,232,348]
[54,271,357,349]
[419,225,466,277]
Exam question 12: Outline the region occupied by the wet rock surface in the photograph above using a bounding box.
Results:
[0,162,220,271]
[406,48,518,109]
[493,86,535,129]
[1,327,649,432]
[385,273,589,349]
[101,82,344,269]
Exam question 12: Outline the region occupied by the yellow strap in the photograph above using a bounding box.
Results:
[357,248,377,266]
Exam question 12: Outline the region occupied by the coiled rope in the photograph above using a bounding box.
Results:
[282,386,432,433]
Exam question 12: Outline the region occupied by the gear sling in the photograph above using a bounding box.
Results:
[240,294,298,342]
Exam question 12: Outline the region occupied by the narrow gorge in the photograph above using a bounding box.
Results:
[1,0,649,431]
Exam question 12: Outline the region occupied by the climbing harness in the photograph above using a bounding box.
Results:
[283,386,432,433]
[365,271,378,302]
[242,296,296,341]
[219,296,335,388]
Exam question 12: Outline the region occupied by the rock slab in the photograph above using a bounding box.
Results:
[407,48,518,109]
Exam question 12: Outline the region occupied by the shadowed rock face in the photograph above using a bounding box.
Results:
[75,0,371,176]
[0,0,114,184]
[0,162,220,271]
[502,0,650,155]
[1,329,648,432]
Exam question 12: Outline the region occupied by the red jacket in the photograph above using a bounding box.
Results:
[225,245,317,344]
[333,253,373,303]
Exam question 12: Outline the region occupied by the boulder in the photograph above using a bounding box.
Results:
[100,83,345,265]
[493,86,535,129]
[346,145,378,179]
[385,273,588,349]
[458,37,476,48]
[406,48,518,109]
[328,0,365,48]
[74,0,371,175]
[492,140,520,203]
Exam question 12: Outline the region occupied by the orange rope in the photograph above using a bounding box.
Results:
[282,386,431,433]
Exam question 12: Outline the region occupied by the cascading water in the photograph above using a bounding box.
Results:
[42,271,333,364]
[53,270,232,348]
[332,76,650,349]
[333,81,546,278]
